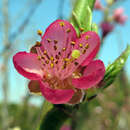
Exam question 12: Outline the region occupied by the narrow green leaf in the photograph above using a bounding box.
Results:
[70,0,95,35]
[102,45,130,89]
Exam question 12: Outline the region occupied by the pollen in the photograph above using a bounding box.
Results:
[37,30,42,36]
[85,35,90,40]
[47,38,51,43]
[59,22,65,27]
[36,41,41,46]
[62,48,66,51]
[71,50,80,59]
[64,58,69,62]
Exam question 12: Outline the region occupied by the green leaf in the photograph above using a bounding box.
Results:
[70,0,95,35]
[101,45,130,89]
[91,23,98,33]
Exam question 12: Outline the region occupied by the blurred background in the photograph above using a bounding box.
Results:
[0,0,130,130]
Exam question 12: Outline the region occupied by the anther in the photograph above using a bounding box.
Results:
[62,48,66,51]
[64,58,69,62]
[47,38,51,43]
[66,28,71,33]
[55,55,59,59]
[59,22,65,27]
[37,30,42,36]
[37,56,41,60]
[85,35,90,40]
[54,40,58,44]
[79,43,83,48]
[54,45,57,50]
[45,60,49,64]
[50,63,54,68]
[50,56,54,61]
[58,52,61,55]
[82,49,86,54]
[44,50,47,54]
[36,41,41,46]
[71,41,76,46]
[80,28,84,32]
[85,43,89,49]
[74,62,79,66]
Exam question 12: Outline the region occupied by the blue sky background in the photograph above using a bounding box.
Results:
[0,0,130,105]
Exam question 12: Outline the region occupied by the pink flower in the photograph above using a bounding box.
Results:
[113,7,128,24]
[94,0,104,10]
[100,22,114,38]
[13,20,105,104]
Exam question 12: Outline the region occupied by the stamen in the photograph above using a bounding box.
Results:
[85,43,89,49]
[55,55,59,59]
[71,50,80,59]
[47,38,51,43]
[55,60,58,64]
[45,60,49,64]
[74,62,79,66]
[37,56,41,60]
[85,35,90,40]
[66,28,71,33]
[80,28,84,32]
[44,50,47,55]
[54,45,57,50]
[62,48,66,51]
[71,41,76,46]
[59,22,65,27]
[54,40,58,44]
[36,41,41,46]
[79,43,83,48]
[50,63,54,68]
[37,30,42,36]
[50,56,54,61]
[82,49,86,54]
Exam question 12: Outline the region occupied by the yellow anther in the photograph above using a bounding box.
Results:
[85,43,89,49]
[66,28,71,33]
[36,41,41,46]
[71,41,76,46]
[54,40,58,44]
[59,22,65,27]
[85,35,90,40]
[47,38,51,43]
[79,43,83,48]
[37,30,42,35]
[62,48,66,51]
[71,50,80,59]
[50,56,54,61]
[44,50,47,54]
[64,58,69,62]
[37,56,41,60]
[50,63,54,68]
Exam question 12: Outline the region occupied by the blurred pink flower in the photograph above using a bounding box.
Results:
[94,0,104,10]
[60,125,71,130]
[13,20,105,104]
[113,7,128,24]
[100,22,114,38]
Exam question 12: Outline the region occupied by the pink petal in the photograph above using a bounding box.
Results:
[13,52,44,80]
[72,60,105,89]
[40,81,74,104]
[41,19,77,57]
